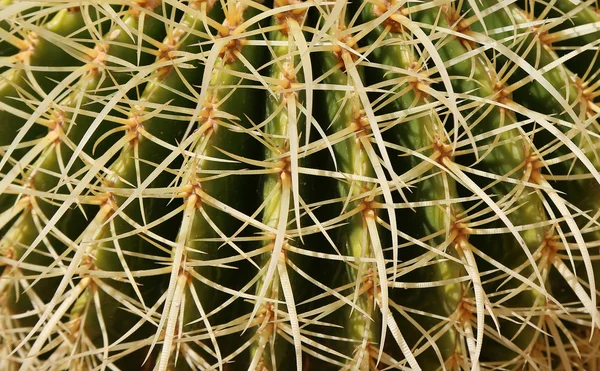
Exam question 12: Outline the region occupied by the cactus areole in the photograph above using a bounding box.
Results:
[1,0,600,370]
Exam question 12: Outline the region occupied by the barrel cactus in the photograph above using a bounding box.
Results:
[1,0,599,369]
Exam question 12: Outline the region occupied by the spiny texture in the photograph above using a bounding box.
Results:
[1,0,600,370]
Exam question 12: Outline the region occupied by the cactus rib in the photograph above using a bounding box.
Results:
[1,0,600,369]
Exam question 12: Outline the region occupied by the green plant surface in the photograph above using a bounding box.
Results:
[247,4,313,369]
[314,10,384,370]
[0,7,91,215]
[2,0,600,370]
[413,7,551,367]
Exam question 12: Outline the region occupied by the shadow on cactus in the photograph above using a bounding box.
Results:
[1,0,600,369]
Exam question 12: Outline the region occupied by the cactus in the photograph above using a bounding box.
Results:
[1,0,600,369]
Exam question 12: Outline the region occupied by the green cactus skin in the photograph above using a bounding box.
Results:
[415,6,549,366]
[62,4,230,370]
[359,3,472,368]
[1,0,600,370]
[248,4,310,369]
[464,0,600,335]
[154,2,268,369]
[0,4,173,370]
[541,0,600,87]
[0,8,91,213]
[1,0,165,316]
[314,12,384,370]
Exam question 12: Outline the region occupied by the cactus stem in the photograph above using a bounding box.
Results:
[20,276,91,370]
[342,52,401,285]
[1,0,600,368]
